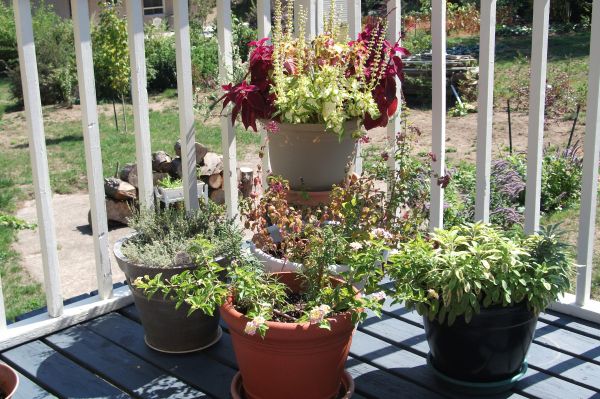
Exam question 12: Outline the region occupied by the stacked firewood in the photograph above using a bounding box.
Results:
[96,140,254,227]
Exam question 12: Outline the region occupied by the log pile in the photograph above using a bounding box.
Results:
[94,140,252,228]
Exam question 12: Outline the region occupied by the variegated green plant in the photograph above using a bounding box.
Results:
[387,223,574,325]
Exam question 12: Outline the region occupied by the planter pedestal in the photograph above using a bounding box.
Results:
[230,370,355,399]
[285,189,332,207]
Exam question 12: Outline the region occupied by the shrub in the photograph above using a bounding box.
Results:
[92,0,130,101]
[145,21,177,92]
[0,2,17,75]
[190,23,219,87]
[5,2,77,105]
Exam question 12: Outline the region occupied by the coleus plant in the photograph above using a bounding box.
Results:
[218,0,409,136]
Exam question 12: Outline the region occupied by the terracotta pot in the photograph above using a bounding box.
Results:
[0,363,18,399]
[285,189,332,207]
[221,272,358,399]
[268,120,359,191]
[114,235,223,353]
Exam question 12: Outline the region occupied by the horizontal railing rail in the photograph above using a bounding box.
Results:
[1,0,599,350]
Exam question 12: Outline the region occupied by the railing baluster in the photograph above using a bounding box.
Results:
[429,0,446,230]
[126,0,154,210]
[524,0,550,234]
[13,0,63,317]
[576,0,600,306]
[71,0,113,299]
[217,0,238,221]
[257,0,271,190]
[174,0,198,211]
[386,0,401,179]
[474,0,497,222]
[0,281,5,330]
[348,0,363,175]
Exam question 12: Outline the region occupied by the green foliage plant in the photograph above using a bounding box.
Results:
[387,223,574,326]
[5,1,76,104]
[92,0,130,100]
[157,176,183,189]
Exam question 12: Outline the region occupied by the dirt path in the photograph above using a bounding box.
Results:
[15,193,130,300]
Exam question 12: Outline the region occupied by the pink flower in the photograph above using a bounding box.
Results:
[244,315,266,336]
[265,120,280,134]
[358,135,371,144]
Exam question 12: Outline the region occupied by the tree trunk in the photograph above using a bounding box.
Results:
[112,99,119,132]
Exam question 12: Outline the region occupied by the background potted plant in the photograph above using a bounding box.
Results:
[0,362,18,399]
[387,223,573,391]
[136,225,387,399]
[114,202,241,353]
[218,0,408,193]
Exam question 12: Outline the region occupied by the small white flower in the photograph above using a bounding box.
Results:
[349,242,363,251]
[309,305,331,324]
[244,321,257,336]
[371,291,387,302]
[371,228,393,240]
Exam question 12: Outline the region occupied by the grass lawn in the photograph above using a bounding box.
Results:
[0,78,261,319]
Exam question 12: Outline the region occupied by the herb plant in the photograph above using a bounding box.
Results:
[387,223,574,326]
[157,176,183,189]
[122,201,242,268]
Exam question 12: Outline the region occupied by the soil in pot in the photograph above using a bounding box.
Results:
[221,272,358,399]
[268,120,358,191]
[114,236,223,353]
[0,363,19,399]
[424,302,538,384]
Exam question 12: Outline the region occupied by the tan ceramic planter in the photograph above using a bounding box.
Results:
[267,120,359,191]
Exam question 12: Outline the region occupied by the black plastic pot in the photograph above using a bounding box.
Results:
[114,235,223,353]
[423,302,538,383]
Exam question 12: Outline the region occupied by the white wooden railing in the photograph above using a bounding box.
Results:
[1,0,599,350]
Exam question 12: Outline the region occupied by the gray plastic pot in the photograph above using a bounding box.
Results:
[114,235,223,353]
[267,119,359,191]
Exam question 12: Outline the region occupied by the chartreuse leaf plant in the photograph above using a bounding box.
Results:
[387,223,574,326]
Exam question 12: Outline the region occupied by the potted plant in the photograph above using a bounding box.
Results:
[218,0,408,192]
[155,176,208,206]
[387,223,573,391]
[114,202,241,353]
[0,362,18,399]
[135,224,388,398]
[242,174,392,275]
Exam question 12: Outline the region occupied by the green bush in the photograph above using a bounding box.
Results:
[190,23,219,87]
[5,2,76,105]
[145,22,177,92]
[92,0,130,101]
[0,2,17,75]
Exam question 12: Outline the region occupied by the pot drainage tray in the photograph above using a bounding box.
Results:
[230,370,355,399]
[427,353,528,396]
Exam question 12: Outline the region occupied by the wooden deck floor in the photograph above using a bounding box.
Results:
[2,300,600,399]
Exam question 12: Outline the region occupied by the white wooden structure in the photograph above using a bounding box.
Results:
[2,0,600,350]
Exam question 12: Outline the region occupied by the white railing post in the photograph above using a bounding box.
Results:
[217,0,238,221]
[524,0,550,234]
[126,0,154,210]
[576,0,600,306]
[13,0,63,317]
[0,279,6,330]
[386,0,401,178]
[429,0,446,231]
[174,0,199,211]
[348,0,363,175]
[257,0,271,189]
[474,0,497,222]
[71,0,113,300]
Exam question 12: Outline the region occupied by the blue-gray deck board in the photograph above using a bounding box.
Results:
[1,302,599,399]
